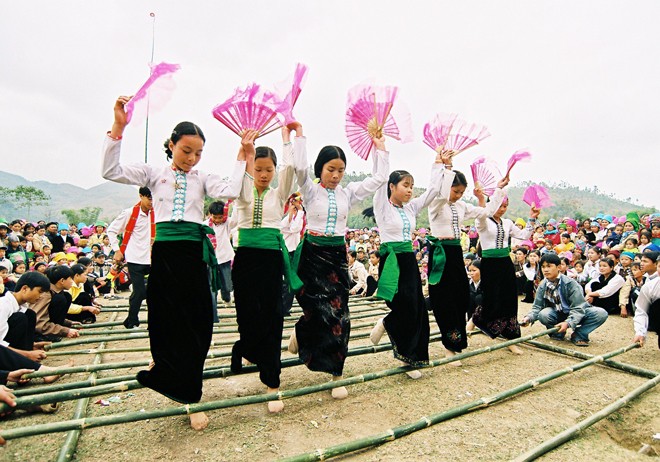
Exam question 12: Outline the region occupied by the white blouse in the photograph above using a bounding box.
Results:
[294,137,389,236]
[235,142,295,230]
[476,216,534,251]
[374,163,451,244]
[281,210,305,252]
[102,137,246,224]
[429,188,506,239]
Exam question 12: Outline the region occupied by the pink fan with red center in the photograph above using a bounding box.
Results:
[270,63,308,125]
[505,150,532,177]
[212,83,283,138]
[523,184,554,209]
[470,156,501,197]
[125,62,181,125]
[345,84,413,160]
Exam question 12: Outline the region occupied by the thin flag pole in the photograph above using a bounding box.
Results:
[144,12,156,163]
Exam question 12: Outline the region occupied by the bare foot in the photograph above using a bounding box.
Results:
[288,330,298,354]
[508,345,524,355]
[267,387,284,413]
[38,366,61,384]
[370,318,386,345]
[331,376,348,399]
[466,319,475,332]
[148,360,155,370]
[189,412,209,430]
[445,350,463,367]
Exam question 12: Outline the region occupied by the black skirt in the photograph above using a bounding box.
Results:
[429,244,469,352]
[137,240,213,404]
[232,247,284,389]
[294,240,350,376]
[473,256,521,340]
[380,252,429,367]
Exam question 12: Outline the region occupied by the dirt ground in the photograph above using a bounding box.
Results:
[1,295,658,462]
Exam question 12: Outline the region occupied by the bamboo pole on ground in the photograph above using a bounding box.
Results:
[513,373,660,462]
[56,312,117,462]
[524,339,659,379]
[277,343,640,462]
[0,329,562,440]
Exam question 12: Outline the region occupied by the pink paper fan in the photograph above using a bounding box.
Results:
[345,84,412,160]
[522,184,554,209]
[470,156,502,197]
[505,150,532,177]
[125,62,181,125]
[270,63,308,124]
[422,113,458,153]
[443,118,490,156]
[212,83,283,138]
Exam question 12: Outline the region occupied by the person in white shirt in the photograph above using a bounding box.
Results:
[348,251,369,295]
[207,200,237,316]
[280,192,305,316]
[102,96,246,430]
[107,187,154,329]
[585,258,626,315]
[632,251,660,348]
[369,150,453,379]
[427,169,508,363]
[288,132,389,400]
[473,196,538,356]
[230,125,298,414]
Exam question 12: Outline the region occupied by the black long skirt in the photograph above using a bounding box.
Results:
[473,256,521,340]
[137,240,213,404]
[294,241,350,376]
[429,244,469,352]
[380,252,429,366]
[232,247,284,389]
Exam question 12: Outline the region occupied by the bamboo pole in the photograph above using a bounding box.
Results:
[514,374,660,462]
[525,340,659,379]
[0,329,561,440]
[56,312,117,462]
[277,343,640,462]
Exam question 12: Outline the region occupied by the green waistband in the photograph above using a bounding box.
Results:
[154,221,219,291]
[376,241,414,302]
[155,221,205,242]
[437,238,461,246]
[305,234,346,247]
[238,228,283,249]
[482,247,511,258]
[238,228,303,292]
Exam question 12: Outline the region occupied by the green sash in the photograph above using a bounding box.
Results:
[376,241,414,302]
[426,237,460,285]
[238,228,304,293]
[482,247,511,259]
[155,221,220,291]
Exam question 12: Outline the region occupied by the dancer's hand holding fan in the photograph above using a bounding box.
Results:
[345,83,412,160]
[470,156,502,197]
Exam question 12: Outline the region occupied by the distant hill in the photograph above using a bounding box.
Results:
[338,173,657,229]
[1,170,656,227]
[0,171,138,223]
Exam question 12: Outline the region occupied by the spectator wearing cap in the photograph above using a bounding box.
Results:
[543,219,561,246]
[633,251,660,349]
[617,251,634,279]
[5,235,26,263]
[89,252,113,295]
[88,221,108,247]
[44,222,59,248]
[50,223,74,253]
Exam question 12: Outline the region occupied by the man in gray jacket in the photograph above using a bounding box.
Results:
[521,253,608,346]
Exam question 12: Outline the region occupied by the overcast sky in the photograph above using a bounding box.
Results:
[1,1,659,208]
